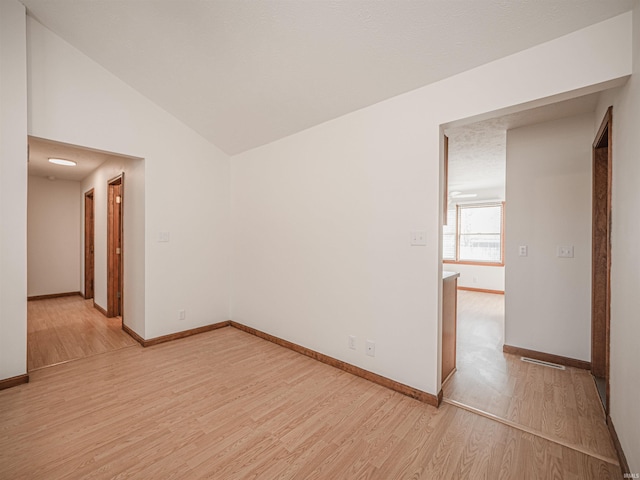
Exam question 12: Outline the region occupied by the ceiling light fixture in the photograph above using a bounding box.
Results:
[48,158,77,167]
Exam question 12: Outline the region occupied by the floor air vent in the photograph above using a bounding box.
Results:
[520,357,566,370]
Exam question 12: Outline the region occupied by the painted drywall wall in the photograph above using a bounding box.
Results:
[0,0,28,380]
[504,113,594,361]
[231,14,633,395]
[80,156,145,328]
[445,264,505,292]
[596,0,640,471]
[27,16,231,340]
[0,4,634,407]
[27,176,81,297]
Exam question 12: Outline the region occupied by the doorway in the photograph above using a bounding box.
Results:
[107,174,124,318]
[27,137,141,370]
[84,189,95,299]
[591,106,612,413]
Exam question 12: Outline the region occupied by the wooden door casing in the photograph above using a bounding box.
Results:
[107,175,123,318]
[591,107,612,414]
[84,189,95,299]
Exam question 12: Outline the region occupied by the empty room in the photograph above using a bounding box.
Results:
[1,0,639,478]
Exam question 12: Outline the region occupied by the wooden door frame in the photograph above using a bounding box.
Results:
[591,106,612,415]
[84,189,95,299]
[107,174,124,318]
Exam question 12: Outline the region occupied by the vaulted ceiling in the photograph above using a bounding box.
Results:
[22,0,634,155]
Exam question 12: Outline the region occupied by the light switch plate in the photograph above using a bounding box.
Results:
[410,231,427,246]
[557,245,574,258]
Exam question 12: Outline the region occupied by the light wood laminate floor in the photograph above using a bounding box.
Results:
[27,295,138,371]
[1,326,621,479]
[443,290,616,464]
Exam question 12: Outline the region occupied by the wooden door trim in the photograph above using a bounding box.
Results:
[594,107,612,149]
[107,174,124,318]
[591,106,612,416]
[84,189,95,299]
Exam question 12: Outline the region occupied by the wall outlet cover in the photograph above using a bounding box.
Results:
[366,340,375,357]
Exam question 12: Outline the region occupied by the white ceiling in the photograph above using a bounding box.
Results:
[445,92,602,203]
[29,136,133,181]
[21,0,634,155]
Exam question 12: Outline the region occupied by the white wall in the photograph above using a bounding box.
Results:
[27,176,80,297]
[446,264,504,292]
[0,4,634,431]
[0,0,28,380]
[80,156,145,331]
[231,14,633,395]
[27,16,231,340]
[504,113,594,361]
[597,0,640,471]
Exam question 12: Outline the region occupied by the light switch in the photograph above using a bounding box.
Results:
[519,245,528,257]
[410,231,427,246]
[158,231,170,242]
[557,245,574,258]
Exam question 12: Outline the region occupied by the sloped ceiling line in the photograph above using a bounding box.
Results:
[22,0,634,155]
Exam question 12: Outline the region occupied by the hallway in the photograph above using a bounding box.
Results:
[28,295,138,370]
[442,290,617,464]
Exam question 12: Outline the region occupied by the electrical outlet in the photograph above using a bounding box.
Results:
[366,340,375,357]
[178,309,186,321]
[348,335,356,350]
[519,245,528,257]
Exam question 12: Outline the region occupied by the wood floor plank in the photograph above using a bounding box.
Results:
[443,290,617,462]
[1,323,622,479]
[27,295,138,371]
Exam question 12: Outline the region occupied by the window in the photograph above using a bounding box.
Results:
[443,203,504,264]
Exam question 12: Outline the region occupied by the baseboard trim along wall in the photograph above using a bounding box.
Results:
[93,302,108,317]
[0,374,29,391]
[457,286,504,295]
[607,415,631,475]
[27,291,81,301]
[230,321,441,407]
[123,321,231,348]
[503,344,591,370]
[122,323,146,346]
[122,319,442,406]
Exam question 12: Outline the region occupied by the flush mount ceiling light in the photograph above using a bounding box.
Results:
[48,158,77,167]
